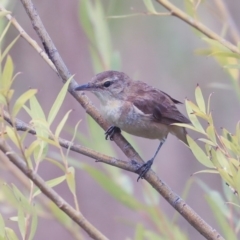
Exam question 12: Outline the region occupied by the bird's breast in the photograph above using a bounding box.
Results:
[100,100,169,140]
[100,99,123,124]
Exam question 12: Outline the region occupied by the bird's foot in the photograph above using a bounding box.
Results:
[137,158,154,181]
[105,126,121,140]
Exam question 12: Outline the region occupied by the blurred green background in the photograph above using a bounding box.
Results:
[2,0,240,239]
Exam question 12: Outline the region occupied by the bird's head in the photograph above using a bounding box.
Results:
[75,71,131,104]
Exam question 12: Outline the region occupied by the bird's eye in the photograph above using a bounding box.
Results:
[103,81,111,88]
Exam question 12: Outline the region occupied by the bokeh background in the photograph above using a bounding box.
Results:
[2,0,240,239]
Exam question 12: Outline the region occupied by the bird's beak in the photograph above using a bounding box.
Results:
[75,83,93,91]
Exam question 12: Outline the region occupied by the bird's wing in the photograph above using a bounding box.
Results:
[126,82,190,125]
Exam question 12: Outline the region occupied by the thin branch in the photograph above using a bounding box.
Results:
[213,0,240,44]
[13,0,224,239]
[154,0,240,54]
[0,5,57,73]
[0,145,83,240]
[2,110,224,240]
[0,138,108,240]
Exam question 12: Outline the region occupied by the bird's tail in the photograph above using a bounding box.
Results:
[170,125,189,146]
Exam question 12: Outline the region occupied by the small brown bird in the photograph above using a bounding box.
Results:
[75,71,190,181]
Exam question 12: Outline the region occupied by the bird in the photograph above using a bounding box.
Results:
[75,71,190,181]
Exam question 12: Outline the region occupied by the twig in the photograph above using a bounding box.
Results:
[0,4,57,73]
[154,0,240,54]
[0,139,108,240]
[15,0,224,239]
[213,0,240,43]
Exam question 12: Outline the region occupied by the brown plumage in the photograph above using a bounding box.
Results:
[75,71,190,180]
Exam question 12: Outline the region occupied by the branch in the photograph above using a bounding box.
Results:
[13,1,224,239]
[2,110,224,240]
[154,0,240,54]
[0,4,57,73]
[0,138,108,240]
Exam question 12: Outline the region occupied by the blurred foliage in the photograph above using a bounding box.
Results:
[0,14,82,238]
[76,0,240,239]
[0,0,240,240]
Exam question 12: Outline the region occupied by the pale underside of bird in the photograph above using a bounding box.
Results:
[75,70,190,181]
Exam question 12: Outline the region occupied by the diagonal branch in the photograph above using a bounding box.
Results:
[2,110,224,240]
[154,0,240,54]
[15,1,224,239]
[0,139,108,240]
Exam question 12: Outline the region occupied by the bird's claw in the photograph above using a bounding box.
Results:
[137,159,154,181]
[105,126,121,140]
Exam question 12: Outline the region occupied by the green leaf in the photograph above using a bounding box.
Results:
[206,124,217,144]
[66,167,76,195]
[185,100,205,134]
[206,195,238,240]
[33,175,66,197]
[25,140,40,159]
[28,96,48,143]
[218,169,234,186]
[1,55,13,91]
[198,138,216,147]
[215,148,231,174]
[195,85,206,113]
[134,223,144,240]
[187,135,214,168]
[172,123,204,134]
[233,168,240,196]
[12,185,33,213]
[5,228,18,240]
[55,110,72,138]
[0,20,11,43]
[28,208,38,240]
[33,141,49,163]
[207,92,213,115]
[209,51,240,59]
[1,35,20,62]
[12,89,38,117]
[143,0,157,13]
[37,136,59,148]
[18,207,25,239]
[192,169,219,175]
[0,214,5,238]
[6,126,21,149]
[83,164,144,210]
[45,157,65,172]
[48,76,73,127]
[221,136,240,155]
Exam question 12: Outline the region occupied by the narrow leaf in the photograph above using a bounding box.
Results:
[1,35,20,62]
[48,76,73,127]
[33,175,66,197]
[6,126,21,149]
[195,85,206,113]
[28,209,38,240]
[18,207,25,239]
[55,110,72,138]
[143,0,157,13]
[187,135,214,168]
[66,167,76,195]
[1,55,13,91]
[185,100,205,134]
[0,214,5,238]
[12,89,37,117]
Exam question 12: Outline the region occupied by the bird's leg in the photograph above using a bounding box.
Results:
[105,126,121,140]
[137,137,166,181]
